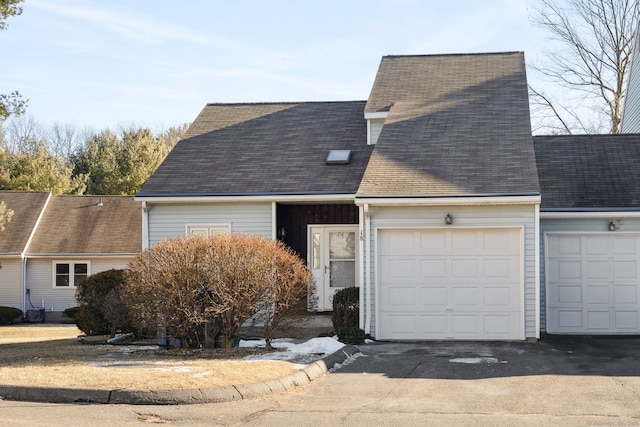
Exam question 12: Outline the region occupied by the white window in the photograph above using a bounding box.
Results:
[187,224,230,237]
[53,261,89,288]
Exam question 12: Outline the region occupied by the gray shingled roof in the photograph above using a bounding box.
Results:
[358,52,540,197]
[534,134,640,210]
[26,195,141,255]
[0,191,49,255]
[138,102,373,197]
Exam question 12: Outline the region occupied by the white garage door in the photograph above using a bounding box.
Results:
[378,228,522,340]
[546,234,640,334]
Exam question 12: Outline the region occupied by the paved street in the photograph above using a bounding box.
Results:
[2,336,640,426]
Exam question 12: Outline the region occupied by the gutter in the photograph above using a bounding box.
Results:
[540,211,640,219]
[355,194,541,206]
[135,193,356,204]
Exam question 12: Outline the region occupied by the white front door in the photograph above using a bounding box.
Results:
[309,225,358,311]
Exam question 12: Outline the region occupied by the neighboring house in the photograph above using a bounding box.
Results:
[137,52,543,341]
[620,21,640,132]
[535,134,640,335]
[0,191,141,321]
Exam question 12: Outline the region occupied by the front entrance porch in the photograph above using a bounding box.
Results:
[276,203,359,311]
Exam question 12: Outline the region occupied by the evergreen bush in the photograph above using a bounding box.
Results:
[0,306,23,324]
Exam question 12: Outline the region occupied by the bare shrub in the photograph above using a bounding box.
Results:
[123,234,314,349]
[253,243,316,350]
[123,236,209,347]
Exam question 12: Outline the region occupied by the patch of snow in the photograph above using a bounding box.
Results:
[329,351,363,372]
[240,336,346,364]
[449,357,507,364]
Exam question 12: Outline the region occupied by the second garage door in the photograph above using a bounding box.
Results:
[546,234,640,334]
[378,228,522,340]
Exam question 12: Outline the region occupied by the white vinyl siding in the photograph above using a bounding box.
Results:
[621,24,640,132]
[0,258,23,310]
[25,257,132,313]
[366,204,538,340]
[367,119,384,145]
[146,202,272,246]
[540,216,640,332]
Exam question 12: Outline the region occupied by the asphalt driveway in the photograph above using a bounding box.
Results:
[2,335,640,426]
[342,334,640,379]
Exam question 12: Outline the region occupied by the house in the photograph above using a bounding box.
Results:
[0,191,141,321]
[620,21,640,132]
[535,134,640,334]
[137,52,543,341]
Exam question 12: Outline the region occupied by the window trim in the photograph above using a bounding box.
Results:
[186,224,231,236]
[52,260,91,289]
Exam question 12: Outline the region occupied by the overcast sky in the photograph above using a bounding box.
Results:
[1,0,553,131]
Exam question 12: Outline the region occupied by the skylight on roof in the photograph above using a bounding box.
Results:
[326,150,352,164]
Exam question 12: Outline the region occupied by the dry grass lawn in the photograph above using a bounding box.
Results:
[0,325,300,390]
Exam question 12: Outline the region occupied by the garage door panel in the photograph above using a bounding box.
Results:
[555,260,582,281]
[547,234,640,334]
[614,261,638,279]
[587,311,610,329]
[420,231,446,251]
[556,310,583,329]
[452,259,478,277]
[484,287,511,306]
[615,311,638,329]
[485,315,514,335]
[452,315,479,334]
[556,285,582,303]
[419,259,447,278]
[379,228,522,340]
[586,261,610,279]
[586,285,609,304]
[585,236,609,255]
[421,288,447,306]
[452,287,479,306]
[420,315,447,335]
[615,286,637,303]
[380,257,418,283]
[386,315,417,336]
[614,237,637,254]
[387,286,417,306]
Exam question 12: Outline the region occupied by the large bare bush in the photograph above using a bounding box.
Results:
[123,234,314,349]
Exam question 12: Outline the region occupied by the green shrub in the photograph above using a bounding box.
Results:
[0,306,23,325]
[337,326,366,345]
[64,306,80,319]
[331,286,359,330]
[75,269,132,336]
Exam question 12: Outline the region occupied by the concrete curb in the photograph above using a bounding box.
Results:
[0,344,360,405]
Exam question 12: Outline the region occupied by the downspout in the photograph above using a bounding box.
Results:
[364,203,372,335]
[534,202,541,340]
[21,258,27,314]
[141,201,149,250]
[358,205,365,329]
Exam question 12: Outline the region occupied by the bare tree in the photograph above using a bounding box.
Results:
[529,0,639,134]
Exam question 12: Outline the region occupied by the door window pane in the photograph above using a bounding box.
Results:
[329,232,355,259]
[330,261,356,288]
[312,233,321,269]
